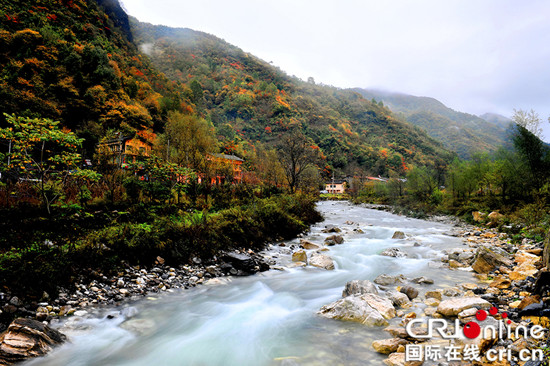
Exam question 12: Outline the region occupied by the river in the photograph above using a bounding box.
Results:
[25,201,477,366]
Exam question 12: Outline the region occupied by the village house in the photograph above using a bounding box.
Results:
[325,180,346,194]
[200,153,244,184]
[97,129,156,167]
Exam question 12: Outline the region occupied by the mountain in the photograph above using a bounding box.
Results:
[479,112,514,128]
[0,0,455,178]
[0,0,194,154]
[129,20,454,176]
[354,89,513,159]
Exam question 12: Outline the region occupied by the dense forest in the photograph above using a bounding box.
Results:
[129,20,455,178]
[355,89,513,159]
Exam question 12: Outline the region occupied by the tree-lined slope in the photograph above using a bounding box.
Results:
[130,21,455,176]
[0,0,195,155]
[354,89,513,159]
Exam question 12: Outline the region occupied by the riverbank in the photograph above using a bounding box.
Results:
[358,219,550,365]
[0,192,322,333]
[1,201,548,365]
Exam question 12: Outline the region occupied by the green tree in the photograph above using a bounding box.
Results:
[0,114,84,214]
[160,111,218,173]
[276,130,321,193]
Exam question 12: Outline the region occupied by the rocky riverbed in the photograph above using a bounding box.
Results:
[317,224,550,365]
[1,202,548,365]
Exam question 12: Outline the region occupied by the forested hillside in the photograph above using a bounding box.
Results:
[0,0,195,155]
[354,89,513,159]
[129,21,455,176]
[0,0,455,178]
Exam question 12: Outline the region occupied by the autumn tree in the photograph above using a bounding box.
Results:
[0,114,85,214]
[159,111,218,174]
[276,130,321,193]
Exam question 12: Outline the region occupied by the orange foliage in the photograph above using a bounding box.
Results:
[275,95,290,109]
[401,157,409,171]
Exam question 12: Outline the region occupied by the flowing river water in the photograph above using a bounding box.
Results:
[25,201,479,366]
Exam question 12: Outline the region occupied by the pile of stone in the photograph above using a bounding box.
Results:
[0,250,269,336]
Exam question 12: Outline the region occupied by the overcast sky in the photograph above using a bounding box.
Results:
[121,0,550,141]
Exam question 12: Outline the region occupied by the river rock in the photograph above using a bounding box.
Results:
[309,252,334,270]
[380,248,406,258]
[383,352,407,366]
[489,276,511,289]
[221,252,268,273]
[292,250,307,263]
[0,318,66,365]
[299,239,320,250]
[360,294,396,320]
[342,280,378,297]
[411,276,434,285]
[318,295,389,327]
[436,296,491,317]
[515,250,541,266]
[372,338,408,354]
[399,286,418,300]
[392,231,405,239]
[324,235,344,246]
[374,274,405,286]
[471,246,513,273]
[509,262,539,281]
[517,295,541,310]
[120,318,156,336]
[488,211,505,225]
[425,290,443,301]
[322,226,341,233]
[472,211,487,222]
[386,291,411,308]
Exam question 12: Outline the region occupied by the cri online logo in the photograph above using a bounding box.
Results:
[463,306,509,339]
[406,305,545,341]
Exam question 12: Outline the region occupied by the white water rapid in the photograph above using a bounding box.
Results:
[25,201,477,366]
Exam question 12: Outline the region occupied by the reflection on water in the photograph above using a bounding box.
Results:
[25,201,476,366]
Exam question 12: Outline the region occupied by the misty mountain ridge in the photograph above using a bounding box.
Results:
[353,89,513,158]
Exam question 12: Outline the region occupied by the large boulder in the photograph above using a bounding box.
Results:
[221,252,269,273]
[0,318,66,365]
[324,235,344,246]
[399,286,419,300]
[386,291,412,308]
[487,211,505,225]
[471,245,512,273]
[374,274,406,286]
[360,294,396,320]
[342,280,378,297]
[436,296,491,317]
[392,231,405,239]
[291,250,307,263]
[318,295,389,327]
[300,239,320,250]
[472,211,487,222]
[372,338,408,354]
[309,252,335,270]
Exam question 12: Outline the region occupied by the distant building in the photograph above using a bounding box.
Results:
[199,153,244,184]
[97,129,156,166]
[325,180,346,194]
